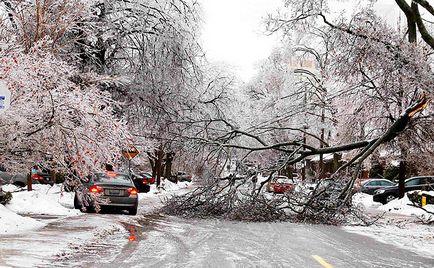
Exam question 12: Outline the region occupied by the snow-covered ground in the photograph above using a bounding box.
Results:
[349,192,434,259]
[0,184,79,235]
[0,180,192,267]
[0,204,45,235]
[0,180,192,235]
[2,181,434,265]
[4,184,79,216]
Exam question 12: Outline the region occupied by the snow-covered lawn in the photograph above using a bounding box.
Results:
[352,192,434,217]
[4,184,79,216]
[0,184,78,235]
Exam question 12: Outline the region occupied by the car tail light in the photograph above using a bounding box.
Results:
[128,188,138,195]
[89,185,103,193]
[31,174,43,180]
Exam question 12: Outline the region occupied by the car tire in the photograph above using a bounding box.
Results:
[129,207,138,215]
[13,181,26,188]
[143,184,150,193]
[74,194,82,210]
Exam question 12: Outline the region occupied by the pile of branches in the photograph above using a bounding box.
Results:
[294,179,355,225]
[160,174,372,225]
[160,175,287,222]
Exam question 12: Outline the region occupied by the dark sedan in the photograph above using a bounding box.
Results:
[131,172,153,193]
[356,178,396,195]
[74,172,139,215]
[373,176,434,204]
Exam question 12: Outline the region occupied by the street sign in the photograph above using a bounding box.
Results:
[122,146,140,160]
[0,80,11,113]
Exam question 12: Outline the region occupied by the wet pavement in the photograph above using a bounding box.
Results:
[65,215,434,268]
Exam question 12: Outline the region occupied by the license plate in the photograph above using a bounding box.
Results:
[105,189,122,196]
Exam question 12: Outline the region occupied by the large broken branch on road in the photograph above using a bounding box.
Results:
[161,93,429,224]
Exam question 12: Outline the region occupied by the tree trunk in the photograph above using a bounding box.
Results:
[399,160,406,198]
[147,152,157,178]
[155,146,165,187]
[165,152,175,182]
[27,172,32,192]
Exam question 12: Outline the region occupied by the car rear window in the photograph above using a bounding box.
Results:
[405,178,421,186]
[94,173,132,184]
[140,173,152,178]
[380,180,395,186]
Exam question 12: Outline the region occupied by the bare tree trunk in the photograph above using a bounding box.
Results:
[147,151,157,178]
[165,152,175,182]
[155,145,165,187]
[302,133,306,181]
[27,171,32,191]
[399,160,406,198]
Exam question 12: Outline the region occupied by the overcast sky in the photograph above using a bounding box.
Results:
[199,0,400,83]
[199,0,282,82]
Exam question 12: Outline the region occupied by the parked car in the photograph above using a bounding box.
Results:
[373,176,434,204]
[131,172,152,193]
[176,171,192,182]
[266,175,295,193]
[354,178,396,195]
[74,171,139,215]
[0,168,52,187]
[30,165,52,185]
[139,172,155,184]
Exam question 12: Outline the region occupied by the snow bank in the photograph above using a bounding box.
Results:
[5,184,79,216]
[352,193,382,210]
[377,194,434,217]
[159,180,191,192]
[138,180,192,214]
[0,205,45,234]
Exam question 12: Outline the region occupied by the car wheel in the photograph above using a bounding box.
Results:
[13,181,26,188]
[129,207,138,215]
[385,194,397,203]
[73,194,82,210]
[143,184,150,193]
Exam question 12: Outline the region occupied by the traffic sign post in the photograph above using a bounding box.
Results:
[122,146,139,160]
[122,146,140,175]
[0,81,11,113]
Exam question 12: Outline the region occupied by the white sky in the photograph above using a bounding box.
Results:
[199,0,282,82]
[199,0,400,83]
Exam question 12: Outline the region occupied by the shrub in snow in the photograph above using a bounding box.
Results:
[407,191,434,206]
[0,192,12,205]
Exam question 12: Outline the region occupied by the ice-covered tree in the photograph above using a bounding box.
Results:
[0,0,129,175]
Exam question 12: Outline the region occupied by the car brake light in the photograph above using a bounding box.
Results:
[31,174,43,180]
[128,188,138,195]
[89,185,103,193]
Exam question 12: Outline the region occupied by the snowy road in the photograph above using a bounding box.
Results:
[66,215,433,268]
[1,182,434,268]
[1,212,434,267]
